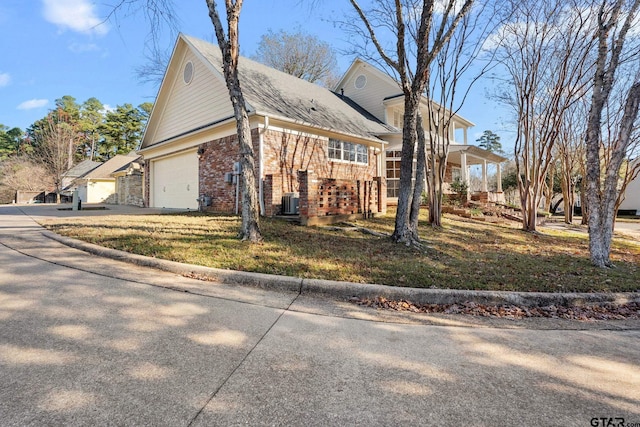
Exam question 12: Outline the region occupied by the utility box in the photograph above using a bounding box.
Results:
[72,190,81,211]
[198,194,212,207]
[282,192,300,215]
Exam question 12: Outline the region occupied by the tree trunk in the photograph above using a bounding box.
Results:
[580,182,588,225]
[587,83,640,266]
[392,94,420,245]
[560,159,573,224]
[207,0,261,242]
[518,177,538,232]
[235,107,261,241]
[584,1,639,267]
[410,111,427,230]
[544,167,554,213]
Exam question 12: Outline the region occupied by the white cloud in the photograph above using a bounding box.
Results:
[0,72,10,87]
[42,0,108,36]
[17,99,49,110]
[434,0,466,15]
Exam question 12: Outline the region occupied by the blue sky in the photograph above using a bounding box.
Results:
[0,0,511,147]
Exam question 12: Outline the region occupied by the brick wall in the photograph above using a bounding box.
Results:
[444,162,459,183]
[374,176,387,214]
[262,129,378,191]
[147,128,385,218]
[198,129,260,213]
[263,174,284,216]
[298,170,385,224]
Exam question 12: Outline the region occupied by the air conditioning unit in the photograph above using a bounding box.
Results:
[282,192,300,215]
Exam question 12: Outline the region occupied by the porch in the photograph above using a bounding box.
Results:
[447,145,507,204]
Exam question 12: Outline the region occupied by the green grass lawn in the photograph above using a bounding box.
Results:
[41,209,640,293]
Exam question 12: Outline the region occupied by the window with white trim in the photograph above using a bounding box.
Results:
[386,150,402,198]
[328,139,369,165]
[386,150,421,198]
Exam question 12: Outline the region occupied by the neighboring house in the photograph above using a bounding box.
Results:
[60,159,102,202]
[139,34,504,223]
[619,174,640,215]
[76,154,141,204]
[61,159,102,192]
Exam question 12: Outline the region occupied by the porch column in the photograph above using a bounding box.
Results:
[460,152,468,186]
[496,162,503,192]
[481,159,488,192]
[463,127,468,145]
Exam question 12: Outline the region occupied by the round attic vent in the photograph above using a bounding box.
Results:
[354,74,367,89]
[183,61,194,85]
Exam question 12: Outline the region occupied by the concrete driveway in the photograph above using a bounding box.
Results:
[1,205,639,426]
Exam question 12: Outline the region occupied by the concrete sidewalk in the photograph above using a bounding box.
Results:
[0,204,639,426]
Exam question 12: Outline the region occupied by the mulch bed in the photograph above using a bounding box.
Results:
[350,297,640,320]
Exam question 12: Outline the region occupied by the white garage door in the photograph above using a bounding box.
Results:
[152,151,199,209]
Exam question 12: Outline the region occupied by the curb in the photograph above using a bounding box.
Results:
[43,231,640,308]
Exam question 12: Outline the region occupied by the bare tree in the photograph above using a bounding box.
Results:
[136,46,173,87]
[555,100,588,223]
[31,110,81,203]
[253,29,340,88]
[348,0,474,246]
[0,156,53,193]
[422,3,499,227]
[494,0,596,231]
[584,0,640,267]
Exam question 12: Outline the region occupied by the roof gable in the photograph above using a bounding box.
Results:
[335,58,475,128]
[335,59,403,122]
[141,34,394,150]
[335,58,401,95]
[82,155,141,180]
[140,36,233,149]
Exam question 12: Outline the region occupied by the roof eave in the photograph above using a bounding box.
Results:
[254,110,387,146]
[382,94,476,128]
[138,114,237,154]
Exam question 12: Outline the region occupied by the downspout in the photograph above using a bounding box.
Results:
[258,115,269,216]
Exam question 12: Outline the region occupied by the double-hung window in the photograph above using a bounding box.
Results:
[328,139,368,165]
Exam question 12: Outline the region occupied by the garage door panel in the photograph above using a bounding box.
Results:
[152,151,199,209]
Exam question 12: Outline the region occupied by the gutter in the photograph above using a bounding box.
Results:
[252,109,387,147]
[258,116,269,216]
[138,115,236,154]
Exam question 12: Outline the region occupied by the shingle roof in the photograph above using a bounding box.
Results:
[64,159,101,178]
[184,35,396,141]
[81,155,141,180]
